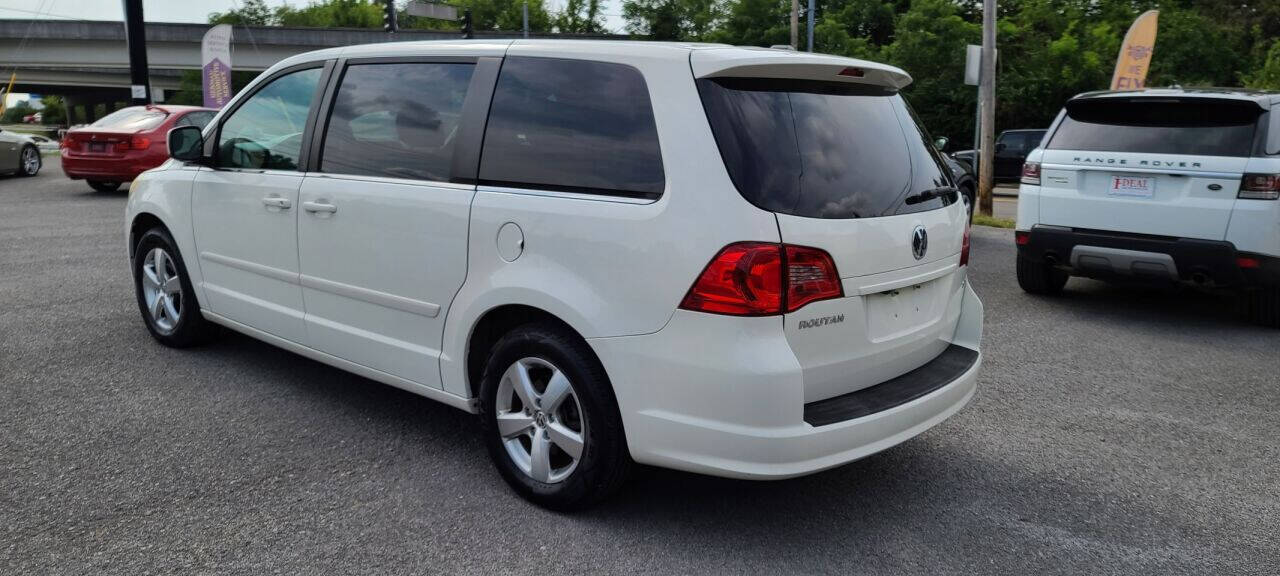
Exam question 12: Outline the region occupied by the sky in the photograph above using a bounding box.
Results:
[0,0,628,32]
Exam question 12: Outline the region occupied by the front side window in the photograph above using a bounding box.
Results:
[479,57,665,198]
[320,62,474,181]
[217,67,322,170]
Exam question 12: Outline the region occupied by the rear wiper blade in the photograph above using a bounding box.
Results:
[904,186,958,205]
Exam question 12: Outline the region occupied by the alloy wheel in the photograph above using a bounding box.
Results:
[21,147,38,174]
[141,247,183,334]
[494,357,586,484]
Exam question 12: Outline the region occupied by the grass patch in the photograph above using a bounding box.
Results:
[973,213,1015,229]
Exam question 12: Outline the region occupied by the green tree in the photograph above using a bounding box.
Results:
[622,0,721,40]
[555,0,606,33]
[1245,38,1280,89]
[208,0,275,25]
[2,100,34,124]
[38,95,67,125]
[706,0,790,47]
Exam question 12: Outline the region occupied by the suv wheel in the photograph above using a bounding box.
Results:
[89,180,122,193]
[132,227,217,347]
[1245,287,1280,328]
[479,323,631,510]
[18,145,40,177]
[1017,253,1068,295]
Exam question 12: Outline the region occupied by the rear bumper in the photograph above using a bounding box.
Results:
[589,281,983,480]
[60,153,155,181]
[1019,225,1280,289]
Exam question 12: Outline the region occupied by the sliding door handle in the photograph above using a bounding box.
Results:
[302,201,337,214]
[261,196,292,210]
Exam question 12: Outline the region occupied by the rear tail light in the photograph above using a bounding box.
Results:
[679,242,842,316]
[959,223,972,266]
[1237,256,1261,269]
[1015,230,1031,246]
[1020,161,1041,185]
[121,136,151,151]
[60,134,75,149]
[1239,173,1279,200]
[785,245,843,311]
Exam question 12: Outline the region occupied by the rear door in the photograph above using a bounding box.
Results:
[295,56,497,389]
[1036,97,1263,240]
[694,60,968,403]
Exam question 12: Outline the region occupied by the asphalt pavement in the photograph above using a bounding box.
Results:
[2,158,1277,575]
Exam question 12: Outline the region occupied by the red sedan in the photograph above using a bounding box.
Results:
[61,105,217,192]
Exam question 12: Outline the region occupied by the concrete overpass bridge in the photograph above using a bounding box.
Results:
[0,19,620,122]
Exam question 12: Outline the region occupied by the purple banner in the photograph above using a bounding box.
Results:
[202,59,232,108]
[201,24,233,108]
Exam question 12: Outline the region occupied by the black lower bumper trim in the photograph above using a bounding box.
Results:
[1018,226,1280,289]
[803,344,979,427]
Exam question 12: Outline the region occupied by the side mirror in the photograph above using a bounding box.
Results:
[933,136,949,151]
[167,125,205,162]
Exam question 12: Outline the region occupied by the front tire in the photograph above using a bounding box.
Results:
[1017,252,1069,295]
[478,323,631,510]
[132,227,217,347]
[89,180,121,193]
[18,145,40,176]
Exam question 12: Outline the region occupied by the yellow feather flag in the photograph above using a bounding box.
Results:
[1111,10,1159,90]
[0,73,15,115]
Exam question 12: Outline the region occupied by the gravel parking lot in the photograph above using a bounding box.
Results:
[2,158,1277,575]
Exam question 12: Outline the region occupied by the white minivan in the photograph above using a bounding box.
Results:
[126,40,983,509]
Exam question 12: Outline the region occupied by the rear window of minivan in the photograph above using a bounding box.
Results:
[698,78,952,219]
[1048,98,1263,157]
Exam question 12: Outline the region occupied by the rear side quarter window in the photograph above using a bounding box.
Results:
[479,56,665,199]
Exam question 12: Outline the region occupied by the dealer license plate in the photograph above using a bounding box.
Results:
[1109,175,1154,198]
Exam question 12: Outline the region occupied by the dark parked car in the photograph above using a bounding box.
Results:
[951,129,1047,182]
[932,137,978,222]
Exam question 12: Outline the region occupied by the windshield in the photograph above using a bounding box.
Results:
[1048,98,1262,157]
[697,78,952,219]
[90,107,169,131]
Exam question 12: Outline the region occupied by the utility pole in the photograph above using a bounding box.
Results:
[121,0,150,105]
[790,0,799,49]
[977,0,997,216]
[461,8,473,39]
[806,0,814,52]
[523,1,529,38]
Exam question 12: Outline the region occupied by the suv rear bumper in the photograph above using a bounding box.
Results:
[588,282,983,480]
[1018,225,1280,289]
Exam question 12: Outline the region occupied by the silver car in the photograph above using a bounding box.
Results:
[0,127,41,177]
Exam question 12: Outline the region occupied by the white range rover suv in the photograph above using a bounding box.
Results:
[125,40,983,509]
[1017,89,1280,327]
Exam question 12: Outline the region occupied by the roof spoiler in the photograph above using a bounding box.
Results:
[690,48,912,90]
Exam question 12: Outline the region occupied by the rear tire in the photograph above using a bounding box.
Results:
[478,322,631,510]
[89,180,121,193]
[1017,252,1069,295]
[1245,287,1280,328]
[132,227,218,347]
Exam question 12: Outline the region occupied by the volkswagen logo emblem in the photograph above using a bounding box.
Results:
[911,226,928,260]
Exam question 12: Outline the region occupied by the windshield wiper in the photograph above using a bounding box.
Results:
[904,186,958,205]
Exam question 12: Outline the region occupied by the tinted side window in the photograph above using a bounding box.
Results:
[320,62,474,181]
[181,111,215,129]
[479,57,664,198]
[1269,110,1279,155]
[217,67,322,170]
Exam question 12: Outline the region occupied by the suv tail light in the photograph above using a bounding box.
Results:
[1020,161,1041,185]
[959,223,972,267]
[680,242,842,316]
[1239,173,1279,200]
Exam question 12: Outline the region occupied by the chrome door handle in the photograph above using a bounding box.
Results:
[302,201,337,214]
[262,196,292,210]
